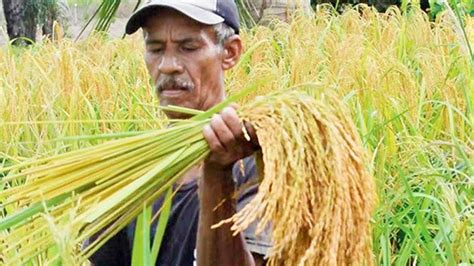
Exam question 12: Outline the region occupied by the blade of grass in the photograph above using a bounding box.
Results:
[132,205,151,266]
[150,188,172,264]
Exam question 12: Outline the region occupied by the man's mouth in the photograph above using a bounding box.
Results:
[159,86,189,97]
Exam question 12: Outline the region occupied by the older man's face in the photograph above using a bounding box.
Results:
[142,9,226,118]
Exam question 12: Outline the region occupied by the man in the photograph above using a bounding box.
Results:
[90,1,270,265]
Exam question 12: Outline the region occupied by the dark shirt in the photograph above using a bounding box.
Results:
[90,156,270,266]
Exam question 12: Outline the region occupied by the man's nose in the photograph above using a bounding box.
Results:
[158,53,184,75]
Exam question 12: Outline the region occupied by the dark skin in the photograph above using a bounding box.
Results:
[143,9,264,266]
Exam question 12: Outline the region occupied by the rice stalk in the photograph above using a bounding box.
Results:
[0,88,376,265]
[0,119,209,264]
[1,7,472,265]
[216,91,376,265]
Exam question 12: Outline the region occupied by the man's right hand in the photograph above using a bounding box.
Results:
[202,105,259,172]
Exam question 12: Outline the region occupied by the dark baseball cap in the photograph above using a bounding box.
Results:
[125,0,240,35]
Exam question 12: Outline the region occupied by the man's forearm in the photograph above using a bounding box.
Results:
[197,165,254,266]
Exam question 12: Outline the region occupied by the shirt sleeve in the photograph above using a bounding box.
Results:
[232,155,272,257]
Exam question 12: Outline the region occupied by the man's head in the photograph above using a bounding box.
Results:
[126,0,243,119]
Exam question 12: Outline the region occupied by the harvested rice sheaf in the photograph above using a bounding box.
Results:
[232,91,376,265]
[0,90,376,265]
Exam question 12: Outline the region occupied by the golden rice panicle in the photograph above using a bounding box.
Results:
[232,91,376,265]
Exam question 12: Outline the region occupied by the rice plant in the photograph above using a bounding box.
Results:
[1,5,473,265]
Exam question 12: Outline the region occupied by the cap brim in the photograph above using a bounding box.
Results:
[126,1,225,34]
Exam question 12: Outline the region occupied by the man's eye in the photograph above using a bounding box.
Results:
[182,46,198,52]
[149,48,163,54]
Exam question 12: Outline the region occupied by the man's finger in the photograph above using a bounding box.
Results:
[220,107,244,139]
[203,124,226,152]
[210,114,235,149]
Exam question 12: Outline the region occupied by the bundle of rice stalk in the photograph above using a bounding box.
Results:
[0,88,376,265]
[0,120,210,265]
[222,91,377,265]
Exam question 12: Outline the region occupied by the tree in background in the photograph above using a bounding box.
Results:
[2,0,59,45]
[2,0,33,45]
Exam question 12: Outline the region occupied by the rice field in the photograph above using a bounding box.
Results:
[1,5,473,265]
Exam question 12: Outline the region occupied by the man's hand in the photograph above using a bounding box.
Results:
[202,105,258,171]
[198,104,258,266]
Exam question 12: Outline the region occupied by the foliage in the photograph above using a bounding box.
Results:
[76,0,130,39]
[0,6,473,265]
[23,0,58,26]
[236,0,257,28]
[429,0,474,18]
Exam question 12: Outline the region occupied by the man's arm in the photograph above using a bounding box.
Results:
[197,165,255,266]
[197,106,258,266]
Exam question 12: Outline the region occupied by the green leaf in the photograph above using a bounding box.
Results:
[132,206,152,266]
[0,193,68,231]
[150,188,173,264]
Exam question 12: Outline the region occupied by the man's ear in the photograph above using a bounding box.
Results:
[221,35,243,71]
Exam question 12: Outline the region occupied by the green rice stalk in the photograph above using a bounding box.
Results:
[0,84,253,264]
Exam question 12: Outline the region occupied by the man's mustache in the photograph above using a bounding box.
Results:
[156,75,195,93]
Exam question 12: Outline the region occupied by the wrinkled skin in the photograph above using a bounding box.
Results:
[143,8,225,117]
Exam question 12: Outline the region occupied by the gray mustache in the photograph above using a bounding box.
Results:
[156,75,195,92]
